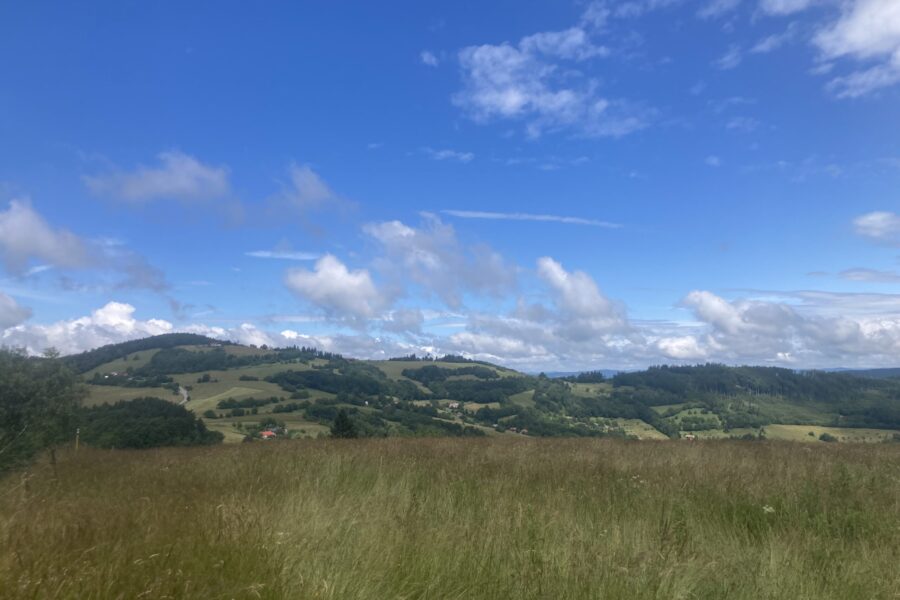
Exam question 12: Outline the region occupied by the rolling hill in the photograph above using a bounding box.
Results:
[75,335,900,443]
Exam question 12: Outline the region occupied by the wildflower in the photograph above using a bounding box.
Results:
[762,504,775,514]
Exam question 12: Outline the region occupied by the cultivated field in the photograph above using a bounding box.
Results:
[2,439,899,599]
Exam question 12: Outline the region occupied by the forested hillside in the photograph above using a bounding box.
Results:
[67,335,900,444]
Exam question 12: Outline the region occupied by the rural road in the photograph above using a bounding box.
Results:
[178,386,189,405]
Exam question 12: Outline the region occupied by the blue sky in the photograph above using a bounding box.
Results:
[2,0,900,370]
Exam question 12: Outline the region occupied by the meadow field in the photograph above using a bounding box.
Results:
[2,439,899,599]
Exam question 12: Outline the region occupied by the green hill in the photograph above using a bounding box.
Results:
[76,336,900,443]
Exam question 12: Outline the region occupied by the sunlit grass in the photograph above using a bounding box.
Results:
[2,439,898,599]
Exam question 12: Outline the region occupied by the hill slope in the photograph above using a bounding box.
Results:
[80,336,900,442]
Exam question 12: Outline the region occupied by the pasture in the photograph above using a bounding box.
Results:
[2,439,898,599]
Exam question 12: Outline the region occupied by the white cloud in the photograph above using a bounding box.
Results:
[758,0,816,16]
[0,292,31,329]
[676,289,900,365]
[453,15,648,138]
[423,148,475,163]
[274,163,346,212]
[699,0,742,19]
[1,301,173,355]
[449,331,549,360]
[726,116,761,132]
[714,44,743,69]
[853,211,900,244]
[705,155,723,167]
[364,216,515,308]
[839,267,900,282]
[439,258,638,369]
[612,0,683,18]
[246,250,320,261]
[518,27,609,60]
[284,254,387,323]
[813,0,900,97]
[656,335,709,360]
[536,257,629,336]
[0,200,92,274]
[751,22,799,53]
[0,200,170,292]
[84,151,230,203]
[381,308,425,335]
[441,209,621,228]
[420,50,439,67]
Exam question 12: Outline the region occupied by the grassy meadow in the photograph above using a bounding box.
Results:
[2,438,899,599]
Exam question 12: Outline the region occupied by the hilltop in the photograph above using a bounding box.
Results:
[75,335,900,443]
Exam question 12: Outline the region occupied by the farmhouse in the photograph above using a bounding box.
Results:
[260,430,277,440]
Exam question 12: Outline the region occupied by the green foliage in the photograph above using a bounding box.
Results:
[135,345,344,377]
[89,371,173,388]
[267,368,422,400]
[820,432,839,443]
[216,396,279,410]
[0,348,84,471]
[612,364,900,429]
[63,333,221,373]
[330,409,358,439]
[401,365,499,385]
[79,397,223,449]
[560,370,607,383]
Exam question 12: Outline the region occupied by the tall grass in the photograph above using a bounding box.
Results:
[2,439,899,599]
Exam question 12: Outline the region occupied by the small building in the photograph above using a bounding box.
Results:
[260,430,277,440]
[448,402,460,410]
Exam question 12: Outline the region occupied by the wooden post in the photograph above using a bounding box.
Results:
[75,427,80,452]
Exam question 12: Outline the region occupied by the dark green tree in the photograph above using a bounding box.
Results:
[330,409,358,439]
[79,397,223,448]
[0,348,85,472]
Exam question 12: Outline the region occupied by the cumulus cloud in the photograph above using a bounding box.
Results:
[453,9,649,138]
[0,200,92,274]
[84,151,231,203]
[1,301,173,355]
[656,335,709,360]
[420,50,439,66]
[441,257,638,369]
[284,254,387,324]
[673,289,900,365]
[364,216,515,308]
[811,0,900,97]
[853,211,900,245]
[537,257,630,336]
[0,292,31,329]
